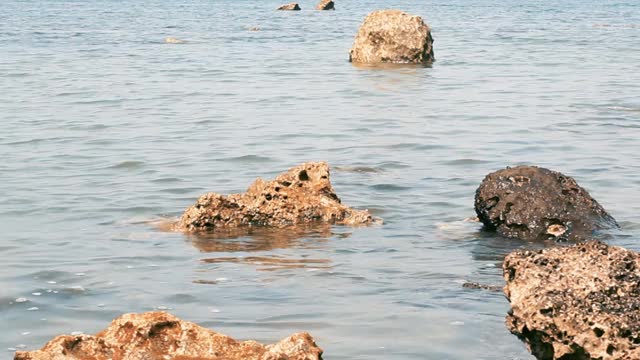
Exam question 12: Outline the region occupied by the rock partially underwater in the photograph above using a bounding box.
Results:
[504,241,640,360]
[475,166,617,242]
[277,3,301,10]
[15,311,323,360]
[176,161,376,233]
[349,10,434,64]
[315,0,334,10]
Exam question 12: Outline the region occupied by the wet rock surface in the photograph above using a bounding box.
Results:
[15,311,323,360]
[475,166,617,242]
[349,10,434,64]
[277,2,301,10]
[504,241,640,360]
[176,162,376,233]
[315,0,334,10]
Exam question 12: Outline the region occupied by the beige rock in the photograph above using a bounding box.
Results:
[164,37,185,44]
[14,312,323,360]
[316,0,334,10]
[277,3,301,10]
[503,241,640,359]
[176,161,377,233]
[349,10,434,64]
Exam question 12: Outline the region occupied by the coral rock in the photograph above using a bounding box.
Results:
[504,241,640,359]
[349,10,434,64]
[277,3,301,10]
[15,311,323,360]
[176,162,376,233]
[315,0,334,10]
[475,166,617,242]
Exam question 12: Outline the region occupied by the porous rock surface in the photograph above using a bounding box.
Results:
[277,2,301,10]
[475,166,617,242]
[176,162,375,232]
[504,241,640,360]
[15,311,323,360]
[315,0,334,10]
[349,10,434,64]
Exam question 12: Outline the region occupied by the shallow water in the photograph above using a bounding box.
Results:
[1,0,639,358]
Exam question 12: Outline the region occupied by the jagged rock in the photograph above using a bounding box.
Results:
[349,10,434,64]
[277,3,301,10]
[14,311,323,360]
[504,241,640,360]
[475,166,617,242]
[176,162,376,233]
[315,0,334,10]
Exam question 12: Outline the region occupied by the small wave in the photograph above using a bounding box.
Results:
[606,106,640,112]
[370,183,411,191]
[218,155,274,163]
[334,166,381,173]
[107,160,145,169]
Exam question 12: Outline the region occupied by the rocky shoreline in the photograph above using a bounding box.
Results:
[12,3,635,360]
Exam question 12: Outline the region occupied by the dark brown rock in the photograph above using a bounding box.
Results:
[315,0,334,10]
[277,2,301,10]
[15,312,323,360]
[349,10,434,64]
[503,241,640,360]
[176,161,377,233]
[475,166,617,242]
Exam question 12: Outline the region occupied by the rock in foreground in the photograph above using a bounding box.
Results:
[277,2,301,10]
[475,166,617,242]
[15,311,322,360]
[349,10,434,64]
[316,0,334,10]
[177,162,376,233]
[504,241,640,360]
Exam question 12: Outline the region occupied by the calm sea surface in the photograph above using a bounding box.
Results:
[1,0,639,358]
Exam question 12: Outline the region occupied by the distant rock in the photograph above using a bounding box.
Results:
[475,166,617,242]
[14,311,322,360]
[176,161,377,233]
[504,241,640,360]
[164,37,185,44]
[316,0,334,10]
[349,10,434,64]
[277,2,301,10]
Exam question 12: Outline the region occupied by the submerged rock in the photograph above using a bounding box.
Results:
[504,241,640,360]
[164,37,185,44]
[15,311,322,360]
[349,10,434,64]
[277,2,301,10]
[474,166,617,242]
[176,161,376,233]
[315,0,334,10]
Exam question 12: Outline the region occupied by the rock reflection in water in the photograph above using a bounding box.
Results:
[201,256,332,272]
[188,223,346,252]
[187,224,343,272]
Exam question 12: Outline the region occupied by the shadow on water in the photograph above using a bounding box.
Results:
[470,227,619,264]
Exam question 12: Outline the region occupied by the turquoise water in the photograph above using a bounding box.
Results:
[1,0,639,358]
